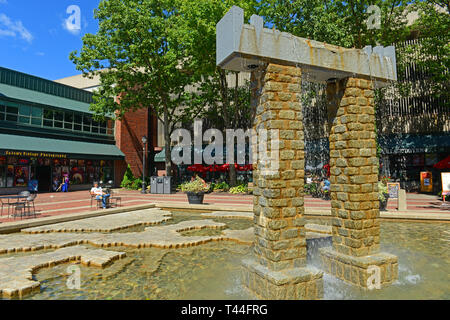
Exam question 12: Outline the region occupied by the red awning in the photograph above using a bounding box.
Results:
[434,156,450,169]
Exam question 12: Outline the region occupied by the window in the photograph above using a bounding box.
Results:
[83,115,92,132]
[0,166,5,188]
[54,111,64,121]
[64,112,74,130]
[43,109,53,127]
[74,114,82,131]
[0,104,5,121]
[6,105,18,122]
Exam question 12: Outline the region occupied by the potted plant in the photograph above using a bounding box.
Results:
[180,176,210,204]
[378,181,389,211]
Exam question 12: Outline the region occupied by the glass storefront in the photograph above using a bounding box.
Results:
[0,155,114,190]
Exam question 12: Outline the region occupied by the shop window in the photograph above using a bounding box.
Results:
[83,115,92,132]
[43,109,54,127]
[43,119,53,127]
[44,109,53,119]
[70,165,85,185]
[19,105,31,116]
[14,166,28,187]
[19,116,30,124]
[6,165,14,187]
[74,114,82,131]
[54,111,64,122]
[0,166,5,188]
[31,117,42,126]
[6,106,18,115]
[31,107,42,118]
[6,113,18,122]
[0,104,5,121]
[64,112,74,123]
[64,121,73,130]
[101,167,113,182]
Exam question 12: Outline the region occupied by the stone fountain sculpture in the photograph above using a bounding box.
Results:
[216,6,399,300]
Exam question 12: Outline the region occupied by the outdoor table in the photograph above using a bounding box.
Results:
[0,195,30,218]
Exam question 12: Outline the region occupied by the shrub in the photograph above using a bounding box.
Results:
[120,164,135,189]
[212,181,230,192]
[378,181,388,201]
[229,184,248,194]
[131,178,143,190]
[180,176,210,193]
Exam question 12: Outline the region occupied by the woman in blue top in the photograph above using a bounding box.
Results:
[61,175,70,192]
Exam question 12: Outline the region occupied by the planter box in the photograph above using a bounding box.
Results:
[186,192,205,205]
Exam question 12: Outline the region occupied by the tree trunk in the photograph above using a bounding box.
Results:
[229,164,237,187]
[163,104,172,178]
[147,108,155,177]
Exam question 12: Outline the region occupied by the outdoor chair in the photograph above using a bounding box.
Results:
[109,190,122,208]
[25,193,38,218]
[12,202,26,220]
[90,192,103,210]
[5,191,30,217]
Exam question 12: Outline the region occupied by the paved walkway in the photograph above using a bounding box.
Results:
[0,189,448,226]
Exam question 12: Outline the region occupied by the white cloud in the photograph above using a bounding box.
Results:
[35,51,45,56]
[0,0,8,5]
[0,13,33,43]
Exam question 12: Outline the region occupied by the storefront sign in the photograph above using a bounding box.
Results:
[2,150,67,159]
[387,183,400,199]
[420,171,433,193]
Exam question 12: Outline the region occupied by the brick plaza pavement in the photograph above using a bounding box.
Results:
[0,189,448,224]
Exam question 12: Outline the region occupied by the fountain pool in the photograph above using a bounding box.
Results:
[3,212,449,300]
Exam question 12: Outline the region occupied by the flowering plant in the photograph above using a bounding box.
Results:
[180,176,210,193]
[380,176,391,185]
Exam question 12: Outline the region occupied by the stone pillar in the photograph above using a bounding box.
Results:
[243,63,323,300]
[319,78,398,289]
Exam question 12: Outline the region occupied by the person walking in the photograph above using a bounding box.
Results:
[61,175,70,192]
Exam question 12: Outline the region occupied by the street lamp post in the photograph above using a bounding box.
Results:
[141,136,148,194]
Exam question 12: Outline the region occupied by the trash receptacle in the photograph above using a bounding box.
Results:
[156,177,164,194]
[150,177,158,194]
[163,176,172,194]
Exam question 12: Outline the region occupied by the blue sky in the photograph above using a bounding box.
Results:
[0,0,101,80]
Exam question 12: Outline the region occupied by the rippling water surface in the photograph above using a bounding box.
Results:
[14,212,449,300]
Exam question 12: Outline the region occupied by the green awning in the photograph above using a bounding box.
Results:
[0,83,92,114]
[0,133,124,160]
[379,134,450,154]
[155,148,166,162]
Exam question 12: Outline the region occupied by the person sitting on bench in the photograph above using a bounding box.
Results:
[90,182,110,209]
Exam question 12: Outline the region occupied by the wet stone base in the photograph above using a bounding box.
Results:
[242,259,323,300]
[319,247,398,288]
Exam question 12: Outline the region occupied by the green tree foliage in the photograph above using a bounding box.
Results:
[70,0,205,178]
[259,0,411,48]
[177,0,257,186]
[404,1,449,104]
[120,164,135,189]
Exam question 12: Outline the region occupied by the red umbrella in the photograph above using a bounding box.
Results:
[434,156,450,169]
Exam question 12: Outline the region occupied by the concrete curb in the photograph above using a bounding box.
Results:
[0,204,156,234]
[155,203,450,222]
[155,203,253,212]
